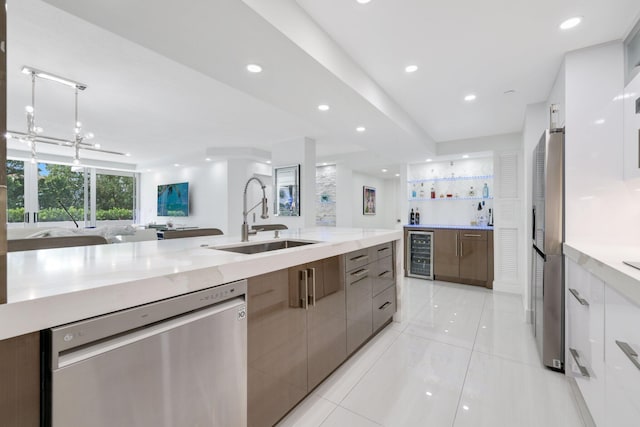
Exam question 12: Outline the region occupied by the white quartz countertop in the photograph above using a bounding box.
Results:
[564,242,640,307]
[1,227,401,340]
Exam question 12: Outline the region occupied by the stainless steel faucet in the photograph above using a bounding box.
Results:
[242,177,269,242]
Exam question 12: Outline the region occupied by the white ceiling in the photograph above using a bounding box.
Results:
[294,0,640,142]
[6,0,640,177]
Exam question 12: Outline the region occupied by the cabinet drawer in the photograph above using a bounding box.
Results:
[565,259,605,426]
[346,265,373,286]
[373,255,394,296]
[459,231,487,241]
[605,285,640,427]
[369,242,393,261]
[345,248,371,272]
[372,285,396,332]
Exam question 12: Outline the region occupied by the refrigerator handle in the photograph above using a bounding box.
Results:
[532,206,536,240]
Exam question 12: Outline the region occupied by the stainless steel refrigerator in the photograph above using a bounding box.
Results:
[531,128,565,371]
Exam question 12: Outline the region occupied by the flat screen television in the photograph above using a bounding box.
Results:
[157,182,189,216]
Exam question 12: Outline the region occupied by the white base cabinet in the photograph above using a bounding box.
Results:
[604,285,640,427]
[566,258,605,426]
[566,257,640,426]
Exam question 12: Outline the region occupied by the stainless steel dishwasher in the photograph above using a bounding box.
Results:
[43,279,247,427]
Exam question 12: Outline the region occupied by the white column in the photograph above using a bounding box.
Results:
[335,163,353,227]
[271,137,316,230]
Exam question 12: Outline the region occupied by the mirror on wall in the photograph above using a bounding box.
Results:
[274,165,300,217]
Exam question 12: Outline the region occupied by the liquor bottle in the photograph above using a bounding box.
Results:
[483,182,489,198]
[411,184,417,198]
[409,208,415,225]
[415,208,420,225]
[430,184,436,199]
[419,183,425,198]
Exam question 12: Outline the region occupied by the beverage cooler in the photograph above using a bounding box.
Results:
[405,230,434,280]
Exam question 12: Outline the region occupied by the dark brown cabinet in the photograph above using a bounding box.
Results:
[433,229,493,288]
[0,332,40,427]
[345,242,396,355]
[248,257,346,427]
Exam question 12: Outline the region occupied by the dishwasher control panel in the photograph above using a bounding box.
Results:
[49,279,248,357]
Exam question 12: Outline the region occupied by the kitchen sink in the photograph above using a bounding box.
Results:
[213,239,317,254]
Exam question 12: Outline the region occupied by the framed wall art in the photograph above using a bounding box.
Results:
[363,186,376,215]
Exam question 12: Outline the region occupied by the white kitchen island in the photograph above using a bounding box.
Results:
[2,227,402,340]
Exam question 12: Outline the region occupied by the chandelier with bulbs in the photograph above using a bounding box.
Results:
[5,66,126,165]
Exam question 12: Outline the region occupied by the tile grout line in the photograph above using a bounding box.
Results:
[331,325,402,406]
[331,405,386,427]
[450,292,487,427]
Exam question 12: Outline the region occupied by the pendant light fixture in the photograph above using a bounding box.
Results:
[5,66,126,165]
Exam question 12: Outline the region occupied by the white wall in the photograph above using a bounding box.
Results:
[271,137,316,230]
[336,164,353,227]
[351,171,396,228]
[139,159,272,236]
[140,160,229,232]
[547,61,566,128]
[564,42,640,245]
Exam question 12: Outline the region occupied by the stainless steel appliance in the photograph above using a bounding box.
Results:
[406,230,434,279]
[44,280,248,427]
[531,128,565,371]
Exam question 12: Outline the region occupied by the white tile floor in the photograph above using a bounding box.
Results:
[276,278,586,427]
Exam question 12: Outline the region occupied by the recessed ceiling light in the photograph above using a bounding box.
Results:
[426,158,432,162]
[356,126,366,132]
[356,0,371,4]
[464,94,477,102]
[323,162,328,166]
[174,163,180,167]
[382,169,388,173]
[594,119,605,125]
[318,104,330,111]
[405,65,418,73]
[125,153,131,157]
[246,64,262,73]
[266,160,272,164]
[462,154,469,159]
[560,16,582,30]
[205,157,212,161]
[395,173,400,177]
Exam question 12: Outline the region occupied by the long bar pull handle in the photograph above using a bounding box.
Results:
[350,254,369,262]
[569,348,590,378]
[460,241,463,257]
[378,270,391,278]
[616,340,640,370]
[568,288,590,306]
[308,267,316,307]
[351,268,369,278]
[378,247,390,254]
[463,234,482,237]
[455,233,458,257]
[300,269,309,310]
[379,301,392,310]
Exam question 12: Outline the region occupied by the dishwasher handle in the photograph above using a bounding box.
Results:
[54,296,246,370]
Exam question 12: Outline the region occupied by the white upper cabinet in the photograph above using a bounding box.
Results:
[623,71,640,180]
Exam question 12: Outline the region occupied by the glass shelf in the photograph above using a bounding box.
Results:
[408,196,494,202]
[408,174,493,184]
